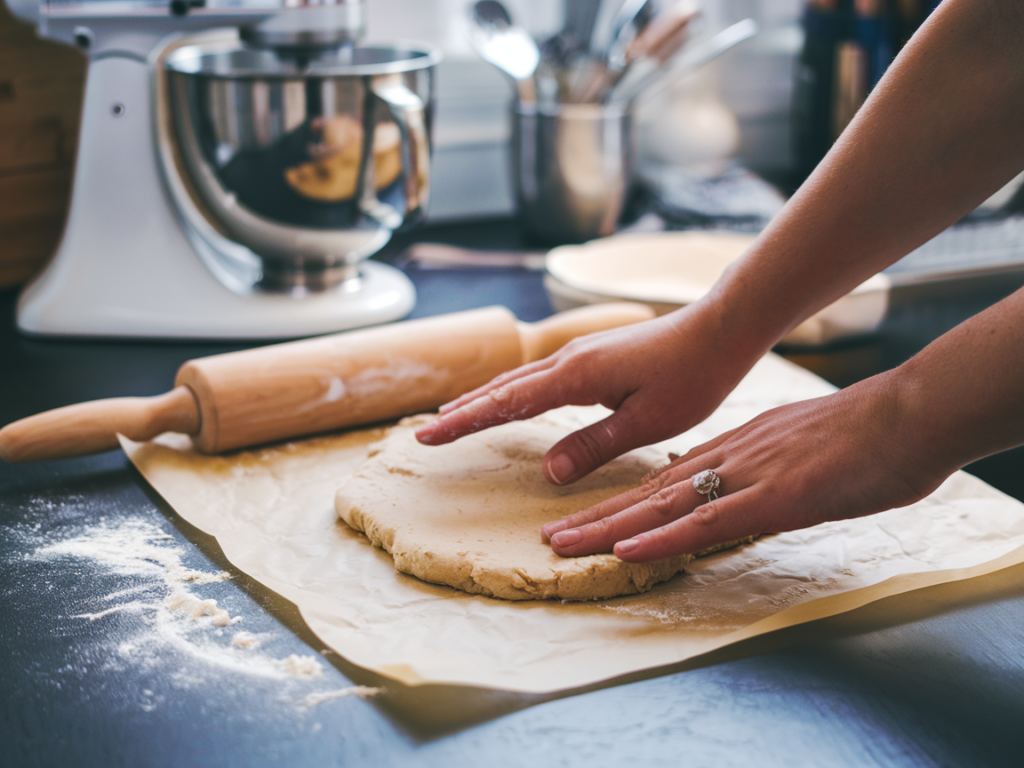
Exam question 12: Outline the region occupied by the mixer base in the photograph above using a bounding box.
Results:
[18,259,415,340]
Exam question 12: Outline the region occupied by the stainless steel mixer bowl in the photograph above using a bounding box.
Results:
[164,40,439,291]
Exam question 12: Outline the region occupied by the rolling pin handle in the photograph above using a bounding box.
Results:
[516,302,656,364]
[0,386,201,463]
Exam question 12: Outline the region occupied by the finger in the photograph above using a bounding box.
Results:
[541,396,739,486]
[637,427,742,489]
[541,400,655,485]
[549,479,703,557]
[540,437,731,540]
[437,358,557,415]
[541,481,654,543]
[416,368,582,446]
[614,486,766,563]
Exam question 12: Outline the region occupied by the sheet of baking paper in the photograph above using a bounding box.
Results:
[121,353,1024,694]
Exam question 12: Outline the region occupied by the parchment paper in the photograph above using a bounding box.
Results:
[122,354,1024,693]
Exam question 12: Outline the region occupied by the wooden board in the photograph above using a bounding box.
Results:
[0,5,84,288]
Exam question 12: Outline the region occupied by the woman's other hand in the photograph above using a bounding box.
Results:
[541,369,946,562]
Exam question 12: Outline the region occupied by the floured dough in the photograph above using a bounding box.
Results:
[336,412,702,601]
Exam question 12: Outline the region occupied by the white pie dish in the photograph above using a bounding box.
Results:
[544,231,891,347]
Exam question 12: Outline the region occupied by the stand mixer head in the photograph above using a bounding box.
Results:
[5,0,441,338]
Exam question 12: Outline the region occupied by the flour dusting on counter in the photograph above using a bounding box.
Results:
[303,686,385,709]
[39,517,231,585]
[16,513,381,712]
[29,518,325,682]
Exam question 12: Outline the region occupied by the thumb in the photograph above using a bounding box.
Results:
[543,405,648,485]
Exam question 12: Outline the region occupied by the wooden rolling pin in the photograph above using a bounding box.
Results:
[0,303,655,462]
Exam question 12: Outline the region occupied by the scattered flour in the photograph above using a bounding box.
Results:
[232,631,260,649]
[166,591,237,627]
[38,518,231,586]
[77,600,150,621]
[22,517,368,707]
[303,686,385,709]
[279,654,324,679]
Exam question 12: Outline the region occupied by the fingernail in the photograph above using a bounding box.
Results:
[546,453,576,485]
[616,538,640,555]
[552,529,582,547]
[540,522,565,542]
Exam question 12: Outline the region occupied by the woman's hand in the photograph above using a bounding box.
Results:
[540,370,951,562]
[415,302,768,486]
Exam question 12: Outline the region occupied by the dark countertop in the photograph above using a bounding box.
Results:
[4,218,1024,768]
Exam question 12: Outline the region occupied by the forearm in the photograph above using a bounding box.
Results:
[891,285,1024,484]
[701,0,1024,356]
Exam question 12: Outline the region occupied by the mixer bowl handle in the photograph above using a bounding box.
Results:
[371,76,431,223]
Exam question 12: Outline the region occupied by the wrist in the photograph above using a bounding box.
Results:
[700,243,827,354]
[666,287,777,391]
[692,263,793,356]
[887,359,971,486]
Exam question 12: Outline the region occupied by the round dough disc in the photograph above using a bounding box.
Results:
[335,412,693,601]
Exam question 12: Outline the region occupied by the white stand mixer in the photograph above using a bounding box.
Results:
[6,0,422,339]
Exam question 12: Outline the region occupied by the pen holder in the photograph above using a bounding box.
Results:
[512,102,633,244]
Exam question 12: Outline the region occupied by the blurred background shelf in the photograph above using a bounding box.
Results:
[0,3,84,288]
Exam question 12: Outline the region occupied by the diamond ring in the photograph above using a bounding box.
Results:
[692,469,721,502]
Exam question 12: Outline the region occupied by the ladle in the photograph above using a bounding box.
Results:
[605,0,656,71]
[470,0,540,103]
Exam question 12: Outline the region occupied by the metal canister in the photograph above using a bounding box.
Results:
[512,101,632,245]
